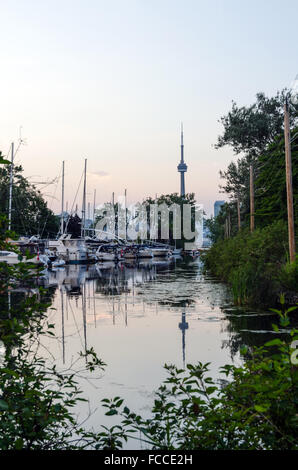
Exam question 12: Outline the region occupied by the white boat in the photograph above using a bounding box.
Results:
[51,258,66,268]
[151,247,171,257]
[96,245,117,261]
[137,247,153,259]
[45,248,57,261]
[124,248,137,259]
[0,250,19,264]
[0,250,50,266]
[52,235,96,264]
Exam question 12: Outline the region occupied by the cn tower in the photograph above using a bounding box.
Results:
[177,124,187,197]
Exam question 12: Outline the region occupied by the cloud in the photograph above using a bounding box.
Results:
[88,170,110,178]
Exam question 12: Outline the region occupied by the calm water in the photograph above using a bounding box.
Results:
[35,257,279,448]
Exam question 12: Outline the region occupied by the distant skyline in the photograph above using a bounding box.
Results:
[0,0,297,216]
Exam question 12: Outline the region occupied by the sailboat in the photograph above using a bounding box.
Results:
[52,159,97,264]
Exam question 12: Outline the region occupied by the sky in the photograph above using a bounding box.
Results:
[0,0,297,217]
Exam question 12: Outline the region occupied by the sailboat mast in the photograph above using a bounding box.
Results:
[60,161,65,236]
[93,188,96,230]
[8,142,14,231]
[81,158,87,238]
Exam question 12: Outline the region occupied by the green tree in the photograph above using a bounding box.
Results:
[0,164,59,238]
[255,128,298,231]
[205,201,239,243]
[216,91,298,217]
[216,90,297,161]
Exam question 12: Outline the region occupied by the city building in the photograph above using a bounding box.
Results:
[214,200,225,217]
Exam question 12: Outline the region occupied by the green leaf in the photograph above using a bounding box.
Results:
[254,404,270,413]
[0,399,9,410]
[15,438,24,450]
[0,157,11,165]
[105,409,118,416]
[265,339,283,347]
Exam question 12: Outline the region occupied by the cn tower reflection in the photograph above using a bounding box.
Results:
[179,311,188,367]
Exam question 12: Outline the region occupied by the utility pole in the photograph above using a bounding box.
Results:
[237,196,241,231]
[228,211,231,238]
[250,164,255,232]
[60,161,65,236]
[284,100,296,263]
[224,218,228,239]
[8,142,14,231]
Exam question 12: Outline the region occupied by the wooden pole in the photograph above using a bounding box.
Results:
[225,218,228,239]
[237,196,241,231]
[228,211,231,238]
[250,164,255,232]
[284,101,296,263]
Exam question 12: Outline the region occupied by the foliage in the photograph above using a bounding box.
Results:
[0,202,114,449]
[204,202,239,243]
[0,300,107,449]
[215,91,298,223]
[65,213,82,238]
[203,92,298,306]
[255,128,298,229]
[279,255,298,294]
[0,164,59,238]
[102,304,298,450]
[215,90,297,161]
[202,220,294,306]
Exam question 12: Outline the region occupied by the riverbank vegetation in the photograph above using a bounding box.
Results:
[103,302,298,450]
[1,260,297,449]
[0,207,297,450]
[204,90,298,306]
[203,220,298,306]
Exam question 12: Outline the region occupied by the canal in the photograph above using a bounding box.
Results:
[37,257,279,448]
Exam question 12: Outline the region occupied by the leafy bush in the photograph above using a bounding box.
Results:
[202,220,292,306]
[279,255,298,293]
[102,304,298,450]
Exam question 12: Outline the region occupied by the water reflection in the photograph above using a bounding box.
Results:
[4,257,295,446]
[35,258,290,367]
[179,312,188,367]
[2,257,296,450]
[6,258,294,367]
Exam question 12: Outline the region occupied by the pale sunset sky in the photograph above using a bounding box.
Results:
[0,0,297,216]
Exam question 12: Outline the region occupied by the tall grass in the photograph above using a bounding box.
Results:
[203,220,297,306]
